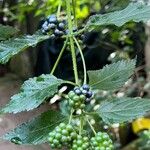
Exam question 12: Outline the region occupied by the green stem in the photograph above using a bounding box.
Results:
[86,116,96,135]
[62,28,85,38]
[65,0,79,85]
[79,114,84,135]
[64,80,77,86]
[50,38,68,75]
[72,0,77,27]
[69,109,74,124]
[79,117,82,135]
[57,1,62,18]
[74,37,87,84]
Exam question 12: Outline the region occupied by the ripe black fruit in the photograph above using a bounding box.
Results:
[41,14,66,38]
[48,14,57,23]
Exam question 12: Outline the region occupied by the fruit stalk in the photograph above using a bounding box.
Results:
[65,0,79,85]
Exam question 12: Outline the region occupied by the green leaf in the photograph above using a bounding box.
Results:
[86,3,150,30]
[2,109,67,145]
[59,100,70,117]
[88,59,135,90]
[0,74,64,113]
[97,97,150,124]
[0,24,19,41]
[0,31,49,64]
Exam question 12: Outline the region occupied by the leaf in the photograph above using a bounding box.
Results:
[2,109,67,145]
[97,97,150,124]
[59,100,70,117]
[0,74,64,113]
[0,31,49,64]
[86,3,150,30]
[88,59,136,90]
[0,24,19,41]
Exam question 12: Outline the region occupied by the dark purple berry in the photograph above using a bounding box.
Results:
[74,89,82,95]
[48,23,56,29]
[43,26,49,32]
[82,89,87,95]
[58,31,64,36]
[58,22,65,30]
[82,84,90,91]
[80,34,85,40]
[86,91,93,98]
[65,29,69,35]
[73,27,77,32]
[54,29,61,36]
[48,15,57,23]
[42,21,48,28]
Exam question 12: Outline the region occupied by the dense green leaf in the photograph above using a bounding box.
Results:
[0,32,49,64]
[88,59,136,90]
[0,74,64,113]
[59,100,70,117]
[0,24,19,41]
[86,3,150,30]
[2,109,67,145]
[97,97,150,124]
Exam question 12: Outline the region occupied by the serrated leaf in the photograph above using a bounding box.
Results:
[0,31,49,64]
[88,59,136,90]
[0,74,64,113]
[2,109,67,145]
[86,3,150,30]
[97,97,150,124]
[0,24,19,41]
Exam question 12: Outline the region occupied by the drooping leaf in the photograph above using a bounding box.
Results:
[97,97,150,124]
[0,24,19,41]
[2,109,67,145]
[0,74,64,113]
[88,59,136,90]
[59,100,70,117]
[0,31,49,64]
[86,3,150,30]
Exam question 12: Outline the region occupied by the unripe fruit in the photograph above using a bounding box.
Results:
[48,123,77,149]
[71,135,91,150]
[91,132,114,150]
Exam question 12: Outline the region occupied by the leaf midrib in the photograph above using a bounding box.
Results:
[91,67,132,87]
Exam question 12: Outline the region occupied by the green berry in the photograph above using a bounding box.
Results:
[80,94,86,101]
[71,135,91,150]
[73,95,80,101]
[62,129,69,136]
[59,123,66,129]
[68,91,76,98]
[55,133,61,140]
[90,132,114,150]
[48,123,77,149]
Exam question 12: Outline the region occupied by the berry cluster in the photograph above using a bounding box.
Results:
[74,84,93,100]
[68,84,93,109]
[91,132,114,150]
[41,14,66,38]
[71,135,90,150]
[48,123,77,149]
